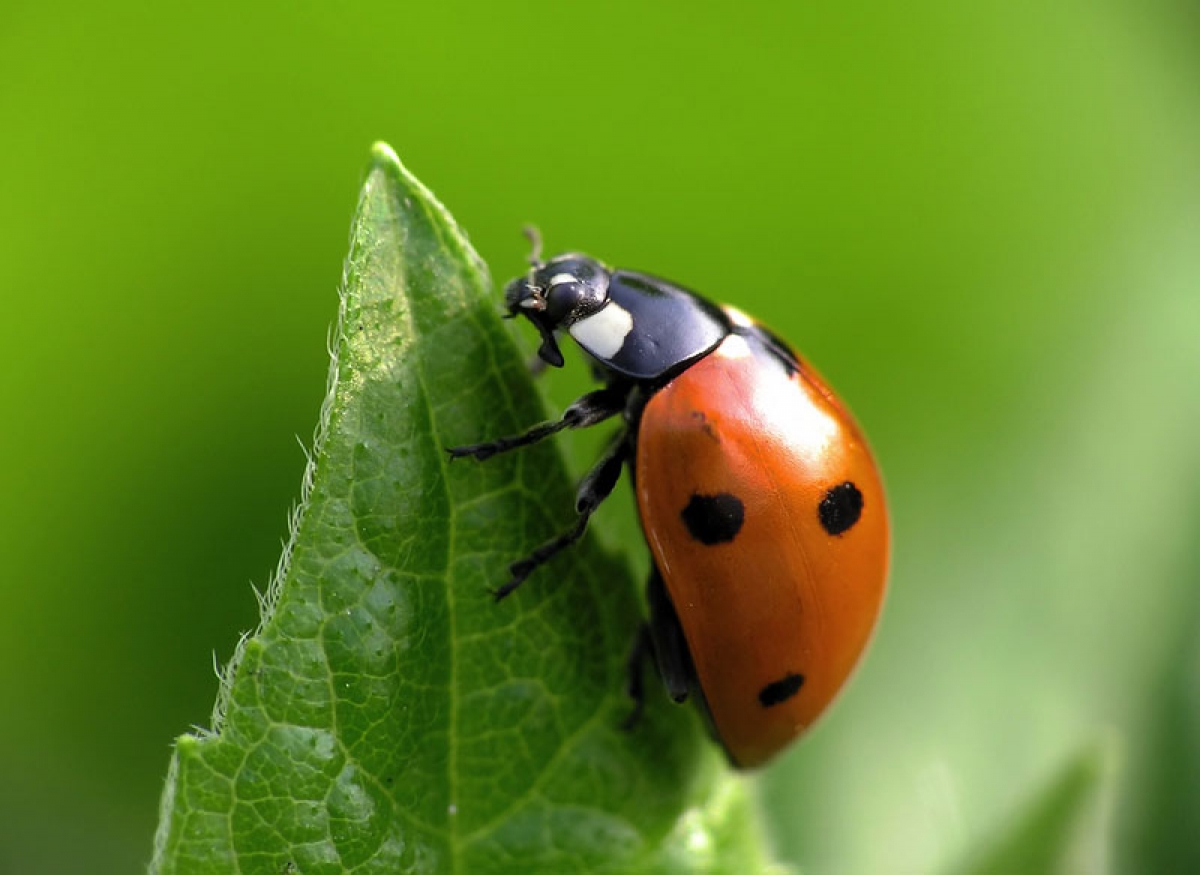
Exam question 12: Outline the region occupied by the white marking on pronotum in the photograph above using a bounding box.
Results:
[569,303,633,358]
[548,273,577,287]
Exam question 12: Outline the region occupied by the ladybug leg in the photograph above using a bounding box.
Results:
[446,384,628,461]
[646,566,693,704]
[622,567,693,729]
[491,431,630,601]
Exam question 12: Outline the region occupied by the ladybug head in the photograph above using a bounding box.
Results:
[504,254,611,368]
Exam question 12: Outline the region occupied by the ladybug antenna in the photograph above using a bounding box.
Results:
[522,224,544,272]
[508,225,547,318]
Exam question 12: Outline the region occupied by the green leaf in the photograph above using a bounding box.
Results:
[150,143,786,874]
[952,743,1114,875]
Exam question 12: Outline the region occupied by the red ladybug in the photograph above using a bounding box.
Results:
[450,237,889,768]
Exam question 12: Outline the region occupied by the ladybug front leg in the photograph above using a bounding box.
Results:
[491,430,630,601]
[446,384,629,461]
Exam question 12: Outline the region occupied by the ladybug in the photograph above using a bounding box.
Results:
[449,234,889,768]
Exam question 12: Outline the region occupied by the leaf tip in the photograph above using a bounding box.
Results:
[358,140,486,282]
[174,732,200,757]
[368,140,402,175]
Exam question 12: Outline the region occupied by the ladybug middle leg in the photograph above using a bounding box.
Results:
[491,429,630,600]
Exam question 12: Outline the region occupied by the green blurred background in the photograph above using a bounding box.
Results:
[3,2,1198,872]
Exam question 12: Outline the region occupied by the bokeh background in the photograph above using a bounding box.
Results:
[3,2,1199,873]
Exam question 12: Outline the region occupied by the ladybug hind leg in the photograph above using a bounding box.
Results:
[623,566,694,729]
[490,430,630,601]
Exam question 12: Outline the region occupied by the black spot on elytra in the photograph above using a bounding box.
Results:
[759,672,805,707]
[680,492,745,545]
[818,481,863,535]
[689,410,720,441]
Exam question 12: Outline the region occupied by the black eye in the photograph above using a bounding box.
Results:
[545,281,585,322]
